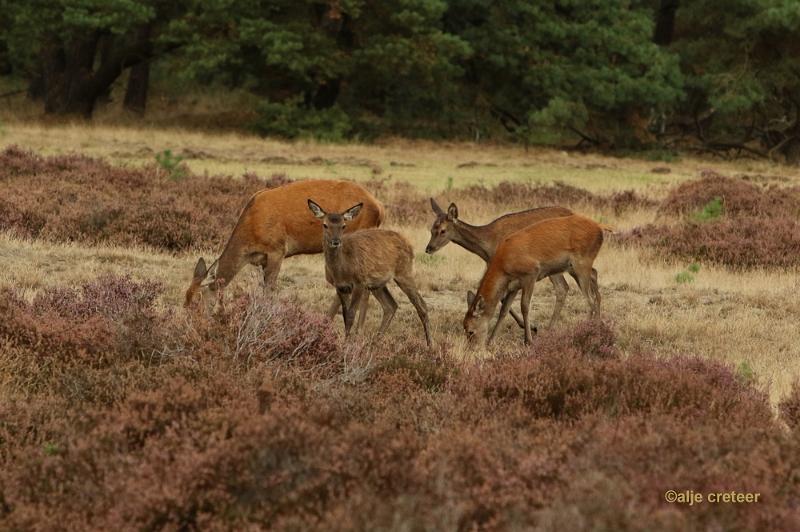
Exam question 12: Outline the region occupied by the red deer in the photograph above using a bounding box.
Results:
[463,214,607,346]
[426,199,598,339]
[308,200,432,347]
[185,180,384,315]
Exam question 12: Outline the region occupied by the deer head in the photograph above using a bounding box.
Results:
[425,198,460,254]
[308,199,363,248]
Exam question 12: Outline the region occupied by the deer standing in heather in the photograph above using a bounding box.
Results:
[308,200,433,347]
[185,179,384,320]
[464,214,607,346]
[426,199,599,340]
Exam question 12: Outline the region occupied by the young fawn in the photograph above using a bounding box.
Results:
[426,199,598,336]
[464,214,606,346]
[308,200,433,347]
[185,179,384,317]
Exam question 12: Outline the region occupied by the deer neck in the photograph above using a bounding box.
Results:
[476,263,507,318]
[451,220,495,262]
[324,242,346,278]
[214,237,244,288]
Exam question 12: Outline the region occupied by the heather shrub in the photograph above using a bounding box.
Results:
[181,291,341,374]
[0,147,289,252]
[374,351,451,391]
[2,277,799,530]
[467,325,770,425]
[659,171,800,219]
[453,181,657,214]
[622,171,800,268]
[0,275,168,402]
[620,217,800,269]
[780,381,800,430]
[362,178,429,225]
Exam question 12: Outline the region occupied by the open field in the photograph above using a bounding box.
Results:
[5,122,800,193]
[2,123,800,529]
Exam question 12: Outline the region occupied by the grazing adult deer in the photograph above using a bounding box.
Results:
[308,200,433,347]
[185,180,384,315]
[463,214,607,346]
[426,199,598,338]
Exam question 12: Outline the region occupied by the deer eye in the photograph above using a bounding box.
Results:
[439,229,445,235]
[323,223,328,228]
[342,224,347,229]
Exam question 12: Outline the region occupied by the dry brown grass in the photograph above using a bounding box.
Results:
[3,122,800,194]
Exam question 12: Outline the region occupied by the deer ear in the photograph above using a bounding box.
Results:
[466,290,475,306]
[343,202,363,221]
[447,203,459,220]
[193,258,207,280]
[308,199,326,219]
[200,261,218,287]
[473,294,485,316]
[430,198,444,215]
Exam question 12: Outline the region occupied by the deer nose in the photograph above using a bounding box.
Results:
[330,239,342,248]
[425,245,433,254]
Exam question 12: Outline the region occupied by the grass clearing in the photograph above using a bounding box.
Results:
[4,122,800,194]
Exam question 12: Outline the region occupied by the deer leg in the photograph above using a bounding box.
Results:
[326,294,341,318]
[489,288,520,344]
[355,289,370,333]
[590,267,601,312]
[571,264,598,318]
[337,289,354,335]
[520,276,537,345]
[508,296,526,329]
[547,274,569,328]
[261,252,284,291]
[344,286,367,338]
[371,286,398,334]
[395,275,433,348]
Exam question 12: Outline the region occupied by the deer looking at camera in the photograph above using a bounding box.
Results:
[308,200,432,347]
[426,199,599,339]
[185,179,384,318]
[463,214,607,346]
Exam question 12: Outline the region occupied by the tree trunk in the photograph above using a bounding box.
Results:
[38,26,161,118]
[41,35,102,117]
[124,61,150,114]
[0,40,11,75]
[123,25,152,114]
[654,0,679,45]
[782,134,800,165]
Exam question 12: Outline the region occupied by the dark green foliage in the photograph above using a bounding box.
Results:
[253,99,353,142]
[694,196,724,222]
[3,0,800,155]
[154,149,187,180]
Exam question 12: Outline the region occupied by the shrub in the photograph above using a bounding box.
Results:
[620,217,800,269]
[254,100,353,142]
[693,196,724,221]
[1,278,798,531]
[0,146,290,252]
[779,381,800,430]
[659,171,800,219]
[154,149,188,181]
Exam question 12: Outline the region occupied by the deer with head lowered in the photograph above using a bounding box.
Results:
[308,199,433,347]
[426,199,599,341]
[185,179,384,320]
[464,214,607,346]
